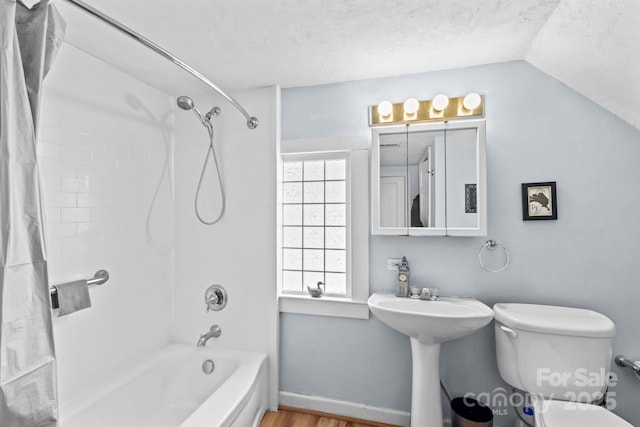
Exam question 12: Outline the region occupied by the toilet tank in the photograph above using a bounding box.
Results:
[494,303,615,403]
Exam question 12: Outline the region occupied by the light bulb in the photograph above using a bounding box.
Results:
[432,94,449,111]
[403,98,420,115]
[463,93,482,110]
[378,101,393,117]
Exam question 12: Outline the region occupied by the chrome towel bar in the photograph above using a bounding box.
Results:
[615,355,640,374]
[50,270,110,309]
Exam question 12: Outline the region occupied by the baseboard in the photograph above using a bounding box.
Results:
[278,391,411,426]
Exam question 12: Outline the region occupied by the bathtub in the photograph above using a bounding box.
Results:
[60,343,268,427]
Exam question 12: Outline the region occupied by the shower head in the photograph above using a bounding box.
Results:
[177,96,194,111]
[177,95,207,127]
[177,95,220,129]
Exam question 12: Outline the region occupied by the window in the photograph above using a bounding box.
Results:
[281,153,350,296]
[278,137,369,319]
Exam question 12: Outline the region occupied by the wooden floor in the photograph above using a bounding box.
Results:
[260,406,400,427]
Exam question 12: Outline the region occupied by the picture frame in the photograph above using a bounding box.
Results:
[521,182,557,221]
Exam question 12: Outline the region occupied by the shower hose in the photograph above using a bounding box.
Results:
[195,121,225,225]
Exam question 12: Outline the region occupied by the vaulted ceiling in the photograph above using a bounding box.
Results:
[54,0,640,129]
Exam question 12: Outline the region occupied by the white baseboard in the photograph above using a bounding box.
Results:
[278,391,411,426]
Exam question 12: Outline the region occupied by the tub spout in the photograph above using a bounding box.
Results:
[197,325,222,347]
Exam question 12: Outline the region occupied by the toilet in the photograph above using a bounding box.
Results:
[493,303,632,427]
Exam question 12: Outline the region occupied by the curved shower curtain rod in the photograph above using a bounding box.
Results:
[63,0,258,129]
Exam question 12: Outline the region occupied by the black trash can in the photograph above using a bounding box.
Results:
[451,397,493,427]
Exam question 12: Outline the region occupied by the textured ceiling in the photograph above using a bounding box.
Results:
[525,0,640,129]
[53,0,640,129]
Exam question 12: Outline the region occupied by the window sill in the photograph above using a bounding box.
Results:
[278,294,370,320]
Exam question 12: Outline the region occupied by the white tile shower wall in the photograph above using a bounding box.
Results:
[172,86,279,409]
[39,44,174,404]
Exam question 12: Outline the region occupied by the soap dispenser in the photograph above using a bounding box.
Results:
[396,256,410,297]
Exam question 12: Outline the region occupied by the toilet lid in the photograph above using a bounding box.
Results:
[534,400,632,427]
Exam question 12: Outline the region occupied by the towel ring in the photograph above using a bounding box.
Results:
[479,240,510,273]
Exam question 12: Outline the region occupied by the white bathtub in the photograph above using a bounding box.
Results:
[60,343,268,427]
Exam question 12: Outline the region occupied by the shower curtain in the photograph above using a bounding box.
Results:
[0,1,65,426]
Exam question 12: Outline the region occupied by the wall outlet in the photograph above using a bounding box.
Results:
[387,258,403,271]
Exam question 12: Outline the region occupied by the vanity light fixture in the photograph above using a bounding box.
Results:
[378,100,393,117]
[369,93,483,126]
[463,93,482,110]
[431,94,449,112]
[403,98,420,115]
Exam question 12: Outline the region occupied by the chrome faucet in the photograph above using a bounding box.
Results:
[410,286,440,300]
[197,325,222,347]
[419,287,440,301]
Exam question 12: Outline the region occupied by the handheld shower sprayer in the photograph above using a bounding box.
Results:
[176,95,194,110]
[176,95,226,225]
[176,96,220,128]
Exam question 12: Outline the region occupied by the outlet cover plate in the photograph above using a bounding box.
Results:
[387,258,403,271]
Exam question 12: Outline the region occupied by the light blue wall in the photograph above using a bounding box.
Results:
[280,61,640,425]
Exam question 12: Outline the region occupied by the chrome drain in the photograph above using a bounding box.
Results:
[202,359,215,375]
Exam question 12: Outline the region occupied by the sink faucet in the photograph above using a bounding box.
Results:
[197,325,222,347]
[411,287,440,301]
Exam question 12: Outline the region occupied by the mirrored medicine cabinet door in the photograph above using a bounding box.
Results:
[371,120,486,236]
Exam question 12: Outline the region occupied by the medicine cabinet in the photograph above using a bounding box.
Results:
[371,120,486,236]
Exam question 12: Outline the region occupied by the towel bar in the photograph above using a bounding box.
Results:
[615,355,640,375]
[50,270,110,309]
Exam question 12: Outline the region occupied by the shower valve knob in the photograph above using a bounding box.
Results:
[205,293,218,312]
[204,284,227,312]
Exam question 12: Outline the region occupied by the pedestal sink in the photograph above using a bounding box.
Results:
[368,293,494,427]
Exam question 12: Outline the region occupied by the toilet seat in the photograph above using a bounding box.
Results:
[533,399,632,427]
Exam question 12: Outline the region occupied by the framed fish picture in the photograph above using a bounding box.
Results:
[521,182,557,220]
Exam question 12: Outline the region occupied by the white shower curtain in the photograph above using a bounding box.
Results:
[0,1,65,426]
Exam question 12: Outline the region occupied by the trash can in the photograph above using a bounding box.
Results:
[451,397,493,427]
